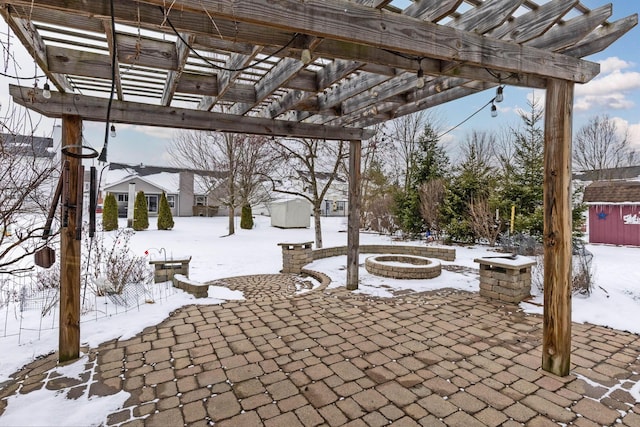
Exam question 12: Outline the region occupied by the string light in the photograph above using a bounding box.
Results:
[42,81,52,99]
[495,85,504,103]
[110,124,117,138]
[416,68,425,89]
[491,102,498,118]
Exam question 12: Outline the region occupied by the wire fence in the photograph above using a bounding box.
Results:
[0,272,180,344]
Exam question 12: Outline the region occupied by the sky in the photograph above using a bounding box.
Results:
[0,1,638,166]
[0,215,639,425]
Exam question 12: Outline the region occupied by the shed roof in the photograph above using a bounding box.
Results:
[583,181,640,204]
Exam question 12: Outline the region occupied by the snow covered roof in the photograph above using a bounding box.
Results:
[583,181,640,204]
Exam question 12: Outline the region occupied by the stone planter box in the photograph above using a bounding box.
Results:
[475,256,536,303]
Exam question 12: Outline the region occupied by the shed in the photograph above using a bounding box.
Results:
[270,199,311,229]
[583,181,640,246]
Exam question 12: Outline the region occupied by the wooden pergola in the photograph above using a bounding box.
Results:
[1,0,636,376]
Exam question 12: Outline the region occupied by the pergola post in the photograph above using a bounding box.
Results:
[59,115,82,363]
[542,79,574,376]
[346,140,361,290]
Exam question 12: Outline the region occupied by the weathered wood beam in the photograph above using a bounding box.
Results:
[162,32,193,106]
[403,0,463,22]
[199,46,263,111]
[347,139,361,291]
[10,84,374,140]
[563,14,639,58]
[0,7,72,92]
[542,78,574,377]
[102,20,124,101]
[450,0,523,34]
[441,0,524,75]
[59,115,82,363]
[527,4,612,52]
[488,0,578,43]
[229,37,323,116]
[117,33,178,69]
[136,0,600,83]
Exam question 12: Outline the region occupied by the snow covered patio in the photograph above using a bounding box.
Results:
[1,272,639,426]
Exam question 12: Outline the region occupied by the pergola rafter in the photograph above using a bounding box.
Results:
[1,0,636,376]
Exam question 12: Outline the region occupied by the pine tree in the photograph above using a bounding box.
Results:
[394,123,449,236]
[102,193,119,231]
[157,192,174,230]
[441,140,495,243]
[133,191,149,231]
[240,204,253,229]
[501,95,545,236]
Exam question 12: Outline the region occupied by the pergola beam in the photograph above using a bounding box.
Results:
[137,0,600,83]
[9,85,374,141]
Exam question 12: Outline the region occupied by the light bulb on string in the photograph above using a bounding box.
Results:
[495,85,504,103]
[416,68,425,89]
[42,82,51,99]
[110,124,117,138]
[491,103,498,118]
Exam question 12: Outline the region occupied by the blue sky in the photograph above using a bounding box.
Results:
[1,1,638,166]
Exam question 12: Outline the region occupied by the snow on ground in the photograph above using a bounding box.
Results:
[0,215,639,425]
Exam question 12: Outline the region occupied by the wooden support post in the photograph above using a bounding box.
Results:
[347,140,361,290]
[59,115,82,363]
[542,79,574,376]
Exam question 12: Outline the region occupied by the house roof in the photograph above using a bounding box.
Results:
[583,181,640,203]
[109,162,226,179]
[104,173,175,194]
[574,166,640,182]
[1,132,55,158]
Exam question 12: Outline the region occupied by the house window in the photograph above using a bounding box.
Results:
[117,194,128,202]
[146,195,158,214]
[336,201,345,211]
[167,195,175,208]
[195,195,206,206]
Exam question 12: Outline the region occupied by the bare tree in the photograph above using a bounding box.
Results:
[269,138,347,248]
[418,178,445,238]
[468,197,503,246]
[573,114,637,179]
[389,110,443,191]
[169,131,275,235]
[0,110,58,274]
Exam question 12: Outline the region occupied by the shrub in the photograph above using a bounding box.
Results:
[157,192,174,230]
[133,191,149,231]
[102,193,118,231]
[240,204,253,229]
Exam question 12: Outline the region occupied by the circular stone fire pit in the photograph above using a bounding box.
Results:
[365,254,441,279]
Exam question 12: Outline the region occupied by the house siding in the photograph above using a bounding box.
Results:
[588,204,640,246]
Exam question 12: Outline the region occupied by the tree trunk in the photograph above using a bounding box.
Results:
[313,205,323,249]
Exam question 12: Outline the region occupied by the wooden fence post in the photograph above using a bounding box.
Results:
[347,140,361,290]
[542,79,574,376]
[59,115,82,363]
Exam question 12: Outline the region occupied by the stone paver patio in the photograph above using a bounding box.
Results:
[1,273,639,426]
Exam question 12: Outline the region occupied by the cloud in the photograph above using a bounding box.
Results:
[575,57,640,112]
[599,57,634,74]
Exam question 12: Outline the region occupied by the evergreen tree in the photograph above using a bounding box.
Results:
[133,191,149,231]
[102,192,119,231]
[501,96,545,236]
[394,123,449,236]
[240,204,254,229]
[157,192,174,230]
[441,137,495,243]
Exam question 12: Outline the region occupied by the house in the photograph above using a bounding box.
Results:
[103,163,227,217]
[583,180,640,246]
